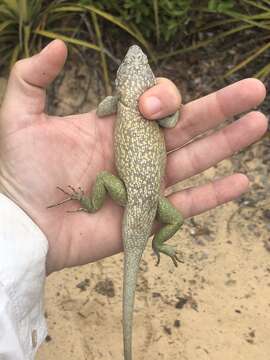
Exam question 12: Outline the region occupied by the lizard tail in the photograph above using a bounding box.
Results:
[122,204,156,360]
[123,248,142,360]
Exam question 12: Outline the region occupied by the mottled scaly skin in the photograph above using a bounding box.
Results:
[115,46,166,360]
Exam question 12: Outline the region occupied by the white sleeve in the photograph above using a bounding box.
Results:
[0,194,48,359]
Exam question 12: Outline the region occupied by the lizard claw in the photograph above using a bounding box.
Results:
[170,251,184,267]
[67,184,76,192]
[66,185,84,198]
[47,185,85,208]
[67,207,88,213]
[152,243,184,267]
[56,186,72,196]
[155,252,161,267]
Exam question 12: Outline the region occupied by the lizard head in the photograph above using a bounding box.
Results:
[115,45,155,105]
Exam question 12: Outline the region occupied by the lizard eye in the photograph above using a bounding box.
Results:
[125,57,133,66]
[137,53,142,61]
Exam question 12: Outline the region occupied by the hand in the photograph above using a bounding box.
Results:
[0,40,267,274]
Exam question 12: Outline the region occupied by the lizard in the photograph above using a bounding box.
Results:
[49,45,184,360]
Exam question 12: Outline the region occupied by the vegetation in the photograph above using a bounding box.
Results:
[0,0,269,92]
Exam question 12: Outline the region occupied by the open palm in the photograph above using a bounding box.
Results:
[0,40,267,274]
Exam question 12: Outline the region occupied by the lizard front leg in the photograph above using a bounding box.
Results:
[152,196,184,267]
[96,96,118,117]
[158,109,180,128]
[48,171,127,212]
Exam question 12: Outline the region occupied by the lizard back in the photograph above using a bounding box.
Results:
[114,45,166,247]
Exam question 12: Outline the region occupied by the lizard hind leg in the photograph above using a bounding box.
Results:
[152,196,184,267]
[48,171,127,213]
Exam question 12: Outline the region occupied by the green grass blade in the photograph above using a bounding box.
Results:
[223,10,270,31]
[254,61,270,79]
[83,4,137,34]
[0,19,14,31]
[0,8,17,19]
[157,23,252,60]
[194,6,270,20]
[91,11,111,95]
[43,12,77,26]
[189,18,239,35]
[82,5,151,56]
[48,5,84,14]
[34,29,101,51]
[50,3,153,58]
[19,0,28,23]
[29,0,42,18]
[23,24,30,57]
[2,0,18,14]
[241,0,270,11]
[0,4,14,17]
[153,0,160,43]
[225,41,270,77]
[9,43,20,68]
[45,27,86,34]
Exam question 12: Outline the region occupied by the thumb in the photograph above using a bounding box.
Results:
[1,39,67,129]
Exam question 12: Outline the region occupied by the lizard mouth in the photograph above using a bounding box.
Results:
[116,45,148,81]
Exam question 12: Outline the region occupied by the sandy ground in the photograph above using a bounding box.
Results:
[1,55,269,359]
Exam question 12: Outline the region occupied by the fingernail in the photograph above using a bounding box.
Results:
[40,40,56,54]
[144,96,162,117]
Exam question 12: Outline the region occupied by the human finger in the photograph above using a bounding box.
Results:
[164,78,266,151]
[166,111,267,186]
[1,40,67,133]
[139,77,182,120]
[169,173,249,218]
